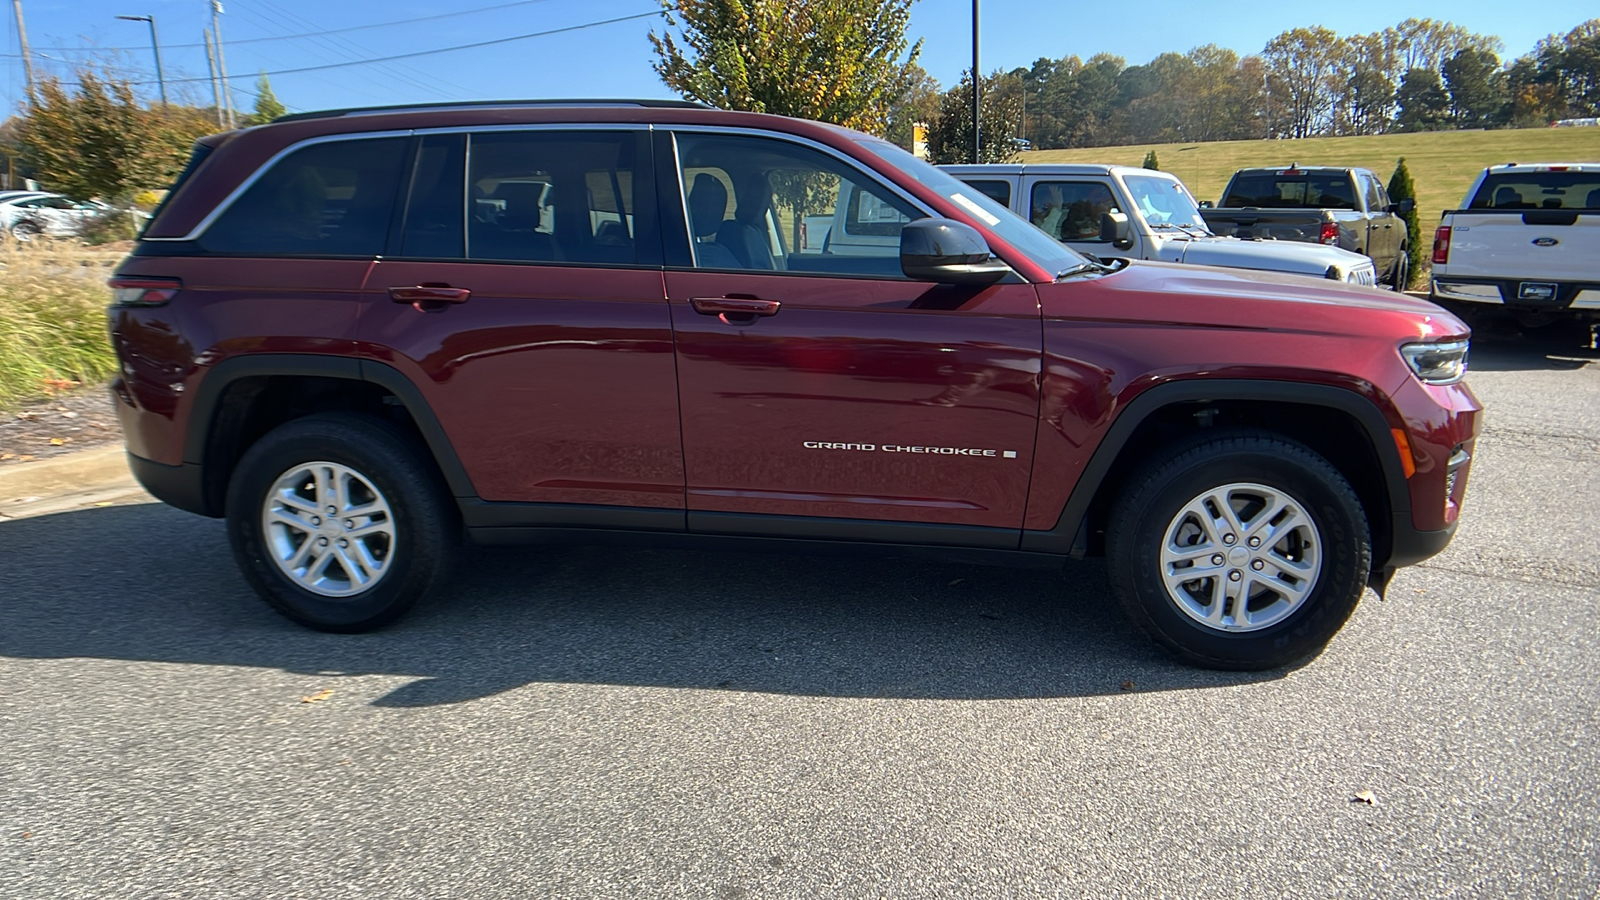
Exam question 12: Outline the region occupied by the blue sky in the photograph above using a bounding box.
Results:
[4,0,1591,116]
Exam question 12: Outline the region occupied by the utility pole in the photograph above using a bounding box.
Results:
[11,0,36,100]
[211,0,234,127]
[971,0,980,163]
[116,15,167,105]
[204,29,224,127]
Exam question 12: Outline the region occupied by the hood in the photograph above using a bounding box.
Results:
[1042,259,1466,341]
[1167,235,1374,277]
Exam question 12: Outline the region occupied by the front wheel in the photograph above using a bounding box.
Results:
[11,220,41,242]
[226,413,458,632]
[1105,431,1371,670]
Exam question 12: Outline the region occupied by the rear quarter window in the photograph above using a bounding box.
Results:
[1224,173,1356,210]
[198,137,407,256]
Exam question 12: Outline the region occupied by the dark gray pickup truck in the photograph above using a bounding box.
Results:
[1200,165,1414,289]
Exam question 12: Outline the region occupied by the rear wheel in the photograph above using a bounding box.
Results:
[1105,431,1371,670]
[226,413,458,632]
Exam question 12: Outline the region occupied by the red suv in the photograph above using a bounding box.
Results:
[109,100,1480,669]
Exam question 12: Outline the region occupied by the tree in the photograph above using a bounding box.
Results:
[1386,158,1424,290]
[1442,48,1504,128]
[885,64,941,151]
[17,67,213,200]
[248,73,286,126]
[926,70,1020,164]
[648,0,921,134]
[1142,150,1160,170]
[1394,68,1450,131]
[1263,27,1345,138]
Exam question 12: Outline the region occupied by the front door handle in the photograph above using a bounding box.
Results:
[690,297,781,317]
[389,285,471,305]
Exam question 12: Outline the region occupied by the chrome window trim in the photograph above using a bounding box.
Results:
[142,129,414,242]
[664,125,941,274]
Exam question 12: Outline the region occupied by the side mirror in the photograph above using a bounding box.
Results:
[1100,209,1131,248]
[1389,198,1416,214]
[1198,200,1214,209]
[900,218,1010,285]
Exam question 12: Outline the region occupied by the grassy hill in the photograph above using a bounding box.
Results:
[1021,127,1600,233]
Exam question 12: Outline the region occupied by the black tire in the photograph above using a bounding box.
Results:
[1387,248,1409,291]
[1105,430,1371,670]
[225,412,458,632]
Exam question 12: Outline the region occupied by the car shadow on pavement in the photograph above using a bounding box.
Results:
[0,503,1287,705]
[1462,327,1598,373]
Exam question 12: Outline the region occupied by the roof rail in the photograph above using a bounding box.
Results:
[273,98,712,124]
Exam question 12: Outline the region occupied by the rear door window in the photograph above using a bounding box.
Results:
[465,131,644,265]
[199,136,407,256]
[964,179,1012,207]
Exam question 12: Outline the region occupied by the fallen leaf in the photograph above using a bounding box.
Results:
[0,453,14,460]
[1352,790,1377,805]
[48,438,66,446]
[17,455,34,462]
[300,689,335,704]
[21,831,32,839]
[93,501,114,507]
[948,578,964,586]
[1119,680,1136,692]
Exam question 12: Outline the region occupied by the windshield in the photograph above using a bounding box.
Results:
[1122,174,1208,230]
[854,138,1088,276]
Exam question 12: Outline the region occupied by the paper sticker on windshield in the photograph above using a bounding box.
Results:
[951,192,1001,227]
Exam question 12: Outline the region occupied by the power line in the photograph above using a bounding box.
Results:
[27,0,565,53]
[128,10,665,86]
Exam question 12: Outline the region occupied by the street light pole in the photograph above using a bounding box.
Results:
[115,15,166,105]
[971,0,980,163]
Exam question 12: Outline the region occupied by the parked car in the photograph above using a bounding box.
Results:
[1431,162,1600,330]
[941,164,1378,285]
[0,192,114,240]
[1201,165,1414,289]
[109,100,1479,670]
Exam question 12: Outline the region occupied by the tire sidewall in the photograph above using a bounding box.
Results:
[1111,441,1369,670]
[226,415,451,632]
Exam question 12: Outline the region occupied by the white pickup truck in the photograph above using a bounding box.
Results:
[1431,163,1600,329]
[937,164,1379,286]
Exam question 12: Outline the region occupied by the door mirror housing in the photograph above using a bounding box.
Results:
[1388,198,1416,214]
[900,218,1010,285]
[1101,209,1132,248]
[1197,200,1214,209]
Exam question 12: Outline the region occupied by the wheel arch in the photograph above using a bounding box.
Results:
[1021,379,1412,570]
[183,354,475,516]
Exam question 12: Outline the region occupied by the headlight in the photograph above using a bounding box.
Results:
[1400,339,1469,385]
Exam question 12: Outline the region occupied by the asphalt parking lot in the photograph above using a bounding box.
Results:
[2,330,1597,899]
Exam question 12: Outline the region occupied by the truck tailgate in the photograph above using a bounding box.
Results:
[1201,210,1322,243]
[1445,211,1600,282]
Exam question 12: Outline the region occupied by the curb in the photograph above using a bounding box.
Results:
[0,444,148,519]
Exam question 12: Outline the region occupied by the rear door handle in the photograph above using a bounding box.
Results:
[690,297,781,317]
[389,285,471,304]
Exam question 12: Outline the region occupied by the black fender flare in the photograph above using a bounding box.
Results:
[183,354,477,513]
[1019,379,1412,557]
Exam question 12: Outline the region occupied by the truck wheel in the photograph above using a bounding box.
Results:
[1387,249,1410,291]
[1105,431,1370,670]
[225,413,458,632]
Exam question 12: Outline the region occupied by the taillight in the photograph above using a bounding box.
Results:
[109,276,181,307]
[1432,226,1451,265]
[1318,222,1339,245]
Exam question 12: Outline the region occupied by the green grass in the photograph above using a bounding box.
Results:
[1022,126,1600,232]
[0,243,121,412]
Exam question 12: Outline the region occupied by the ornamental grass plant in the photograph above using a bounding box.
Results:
[0,238,121,411]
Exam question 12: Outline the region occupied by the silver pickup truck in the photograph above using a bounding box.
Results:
[1431,163,1600,332]
[939,164,1378,286]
